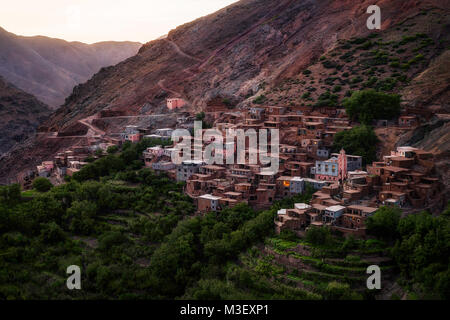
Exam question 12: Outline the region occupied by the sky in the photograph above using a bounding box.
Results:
[0,0,238,44]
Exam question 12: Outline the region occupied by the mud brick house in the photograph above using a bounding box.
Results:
[143,146,165,167]
[167,98,186,110]
[204,98,229,122]
[398,115,419,127]
[323,205,346,224]
[275,204,311,235]
[284,160,314,177]
[199,164,226,178]
[151,161,176,172]
[276,176,305,197]
[312,149,362,182]
[176,160,205,182]
[197,194,221,212]
[121,125,141,142]
[367,146,441,208]
[247,107,265,121]
[154,128,174,137]
[275,202,378,238]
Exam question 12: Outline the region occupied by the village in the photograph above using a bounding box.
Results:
[23,96,443,239]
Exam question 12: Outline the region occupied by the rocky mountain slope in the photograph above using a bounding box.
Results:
[0,76,50,156]
[0,0,449,184]
[0,26,141,108]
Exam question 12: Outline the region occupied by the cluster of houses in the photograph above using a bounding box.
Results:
[32,139,119,185]
[141,99,441,237]
[19,95,441,238]
[274,145,442,237]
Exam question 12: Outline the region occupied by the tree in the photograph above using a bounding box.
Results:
[196,112,205,121]
[305,226,332,246]
[333,125,379,165]
[343,89,401,124]
[65,200,97,234]
[391,208,450,299]
[366,206,401,240]
[32,177,53,192]
[39,222,66,244]
[107,145,119,154]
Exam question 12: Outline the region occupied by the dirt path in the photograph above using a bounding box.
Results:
[99,114,179,120]
[197,0,296,71]
[157,79,186,100]
[164,39,202,62]
[79,116,106,137]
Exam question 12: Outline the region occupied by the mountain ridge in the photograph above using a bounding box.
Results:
[0,76,51,157]
[0,26,141,108]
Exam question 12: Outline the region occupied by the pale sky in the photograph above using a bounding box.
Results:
[0,0,238,44]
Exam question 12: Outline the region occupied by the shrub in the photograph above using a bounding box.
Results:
[252,95,267,105]
[107,145,119,154]
[343,89,401,124]
[32,177,53,192]
[366,206,401,240]
[306,226,332,246]
[332,125,379,165]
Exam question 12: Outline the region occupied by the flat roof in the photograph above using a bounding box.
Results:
[326,205,346,212]
[383,166,410,172]
[295,203,311,210]
[347,205,378,213]
[199,194,221,200]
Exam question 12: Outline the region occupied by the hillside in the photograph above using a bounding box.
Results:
[0,26,141,108]
[0,0,449,184]
[0,76,50,157]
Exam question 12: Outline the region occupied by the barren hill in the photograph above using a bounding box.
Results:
[0,76,50,156]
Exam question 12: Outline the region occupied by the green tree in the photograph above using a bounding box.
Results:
[107,145,119,154]
[366,206,401,241]
[306,226,332,246]
[32,177,53,192]
[333,125,379,165]
[344,89,401,124]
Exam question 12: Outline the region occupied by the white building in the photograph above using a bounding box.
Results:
[176,160,205,182]
[324,205,346,223]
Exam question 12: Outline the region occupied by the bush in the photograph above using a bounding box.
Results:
[343,89,401,124]
[32,177,53,192]
[332,125,379,165]
[366,206,401,241]
[252,95,267,105]
[306,226,332,246]
[314,91,339,107]
[107,145,119,154]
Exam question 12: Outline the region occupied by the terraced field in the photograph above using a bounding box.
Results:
[228,235,398,300]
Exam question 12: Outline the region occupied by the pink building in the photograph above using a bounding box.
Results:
[167,98,186,110]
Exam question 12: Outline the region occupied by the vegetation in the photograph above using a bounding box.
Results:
[252,95,267,105]
[391,206,450,299]
[366,206,401,241]
[343,89,401,124]
[32,177,53,192]
[332,125,379,165]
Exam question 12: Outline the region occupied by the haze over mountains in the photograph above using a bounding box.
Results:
[0,76,51,155]
[0,26,141,108]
